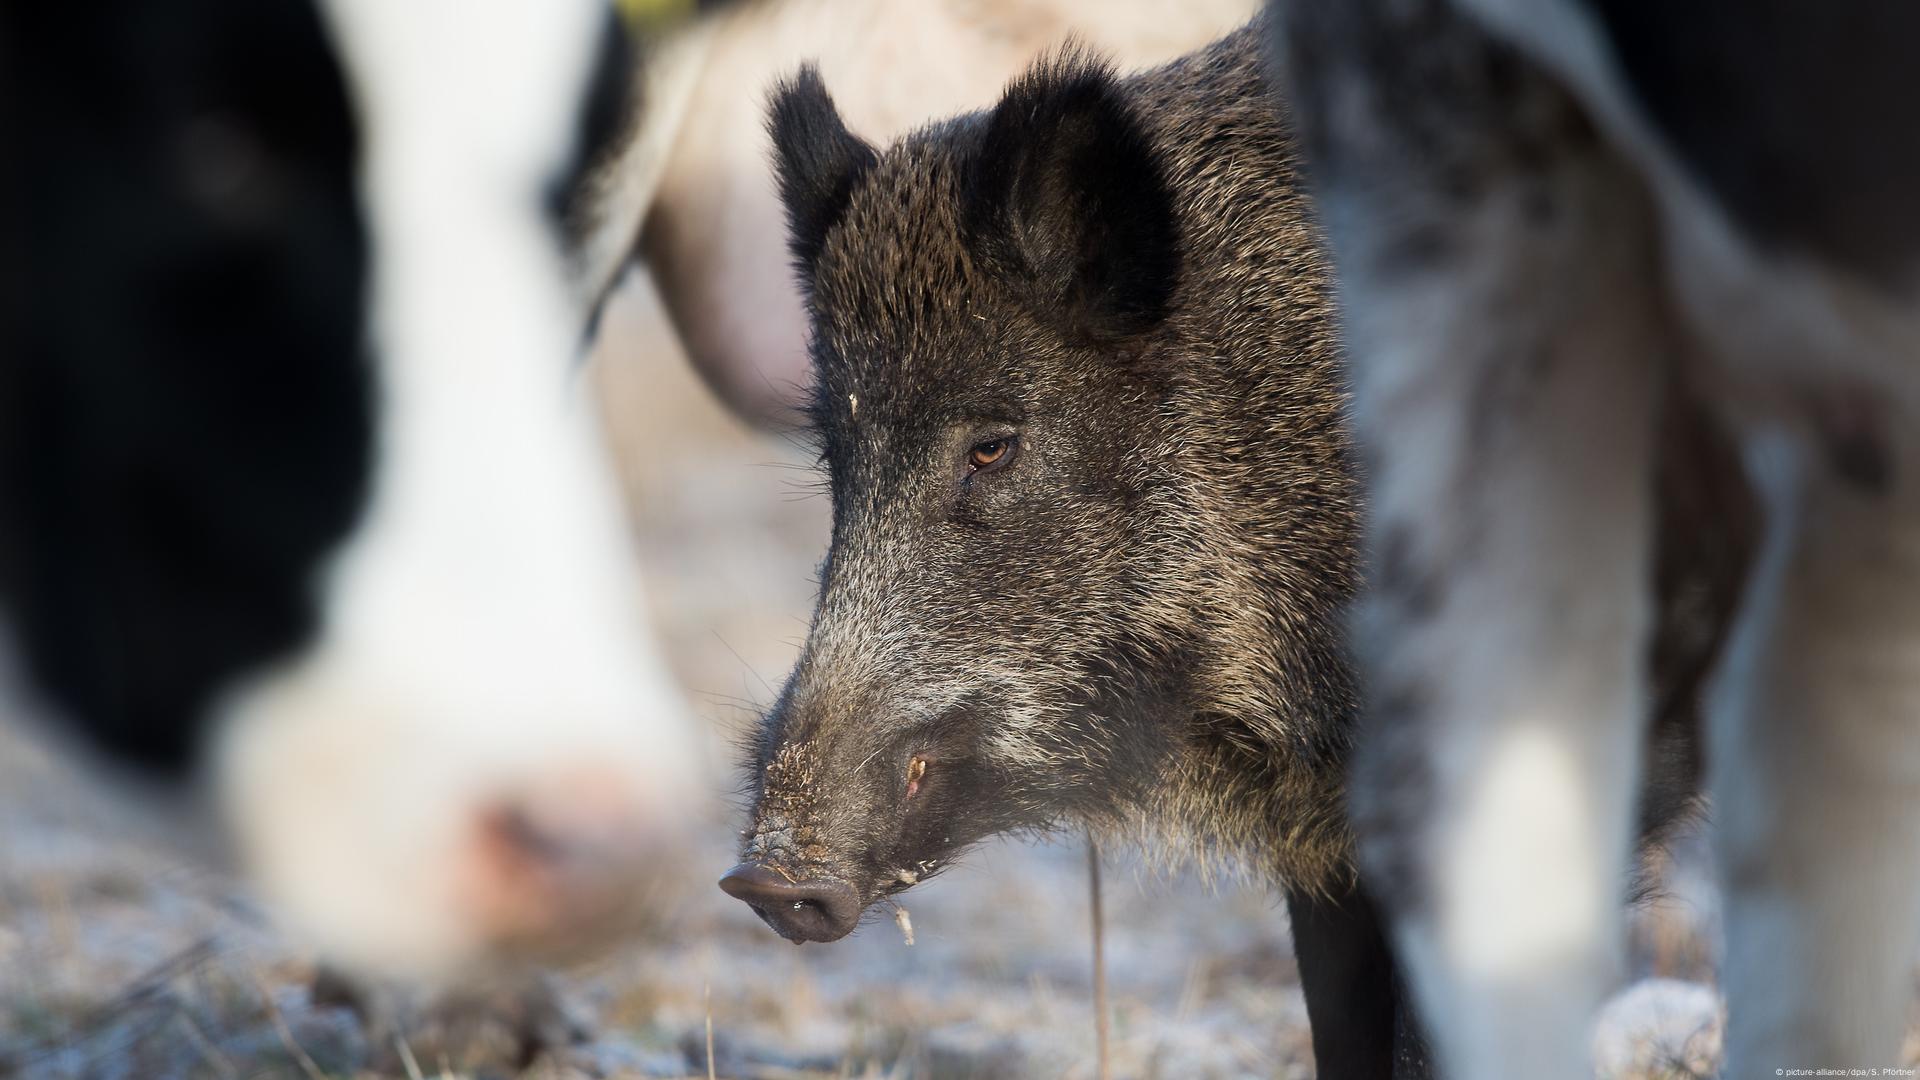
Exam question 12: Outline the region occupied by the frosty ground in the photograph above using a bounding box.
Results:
[0,277,1856,1079]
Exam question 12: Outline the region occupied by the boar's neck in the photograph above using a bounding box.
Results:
[1103,19,1366,896]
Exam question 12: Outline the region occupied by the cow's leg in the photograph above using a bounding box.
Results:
[1342,169,1661,1079]
[1340,179,1661,1080]
[1275,4,1667,1075]
[1712,417,1920,1070]
[1287,881,1432,1079]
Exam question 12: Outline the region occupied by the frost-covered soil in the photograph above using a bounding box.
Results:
[0,279,1905,1078]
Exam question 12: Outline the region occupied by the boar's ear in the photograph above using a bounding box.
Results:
[962,52,1178,343]
[768,66,879,280]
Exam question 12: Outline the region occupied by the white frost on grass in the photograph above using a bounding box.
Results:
[1593,977,1722,1079]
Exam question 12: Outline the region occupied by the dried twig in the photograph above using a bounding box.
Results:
[253,974,326,1080]
[392,1032,427,1080]
[1088,834,1111,1080]
[705,981,717,1080]
[171,1008,238,1079]
[85,938,219,1029]
[9,938,220,1069]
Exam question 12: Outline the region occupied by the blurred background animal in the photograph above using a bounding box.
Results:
[1272,0,1920,1075]
[1,0,706,986]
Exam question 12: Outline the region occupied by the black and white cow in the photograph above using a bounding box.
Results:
[0,0,707,980]
[1274,0,1920,1075]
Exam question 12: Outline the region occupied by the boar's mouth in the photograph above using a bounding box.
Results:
[717,861,864,943]
[726,721,1006,943]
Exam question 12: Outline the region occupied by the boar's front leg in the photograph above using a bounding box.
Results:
[1286,883,1432,1079]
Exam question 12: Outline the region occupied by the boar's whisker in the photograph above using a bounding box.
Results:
[709,630,776,699]
[1088,834,1111,1080]
[853,742,889,776]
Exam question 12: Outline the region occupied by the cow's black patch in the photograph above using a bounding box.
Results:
[1828,428,1895,496]
[0,0,372,775]
[548,7,639,255]
[1374,524,1443,622]
[1349,679,1435,918]
[1591,0,1920,285]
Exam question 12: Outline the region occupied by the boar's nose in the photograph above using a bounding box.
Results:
[718,862,862,943]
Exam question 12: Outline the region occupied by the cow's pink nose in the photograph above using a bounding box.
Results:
[459,781,669,954]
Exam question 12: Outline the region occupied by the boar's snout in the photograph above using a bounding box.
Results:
[718,862,861,943]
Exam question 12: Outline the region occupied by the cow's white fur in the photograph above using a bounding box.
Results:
[1319,1,1920,1074]
[212,0,705,979]
[1329,138,1662,1075]
[1705,428,1920,1069]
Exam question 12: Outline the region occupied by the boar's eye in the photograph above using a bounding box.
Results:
[906,756,928,799]
[966,436,1018,474]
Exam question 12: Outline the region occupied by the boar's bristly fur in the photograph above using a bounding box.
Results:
[768,65,879,273]
[754,21,1359,901]
[962,52,1181,343]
